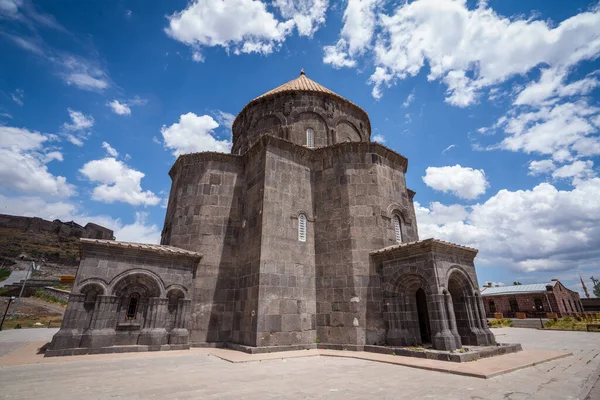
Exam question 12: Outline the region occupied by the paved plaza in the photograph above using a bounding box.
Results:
[0,328,599,399]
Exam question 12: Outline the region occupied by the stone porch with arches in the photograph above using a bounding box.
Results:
[371,238,496,352]
[46,239,201,357]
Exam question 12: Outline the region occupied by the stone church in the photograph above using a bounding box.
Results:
[47,71,495,357]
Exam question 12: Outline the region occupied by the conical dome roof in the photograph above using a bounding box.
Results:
[236,70,368,120]
[252,70,342,102]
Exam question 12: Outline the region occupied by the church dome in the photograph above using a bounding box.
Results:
[232,70,371,155]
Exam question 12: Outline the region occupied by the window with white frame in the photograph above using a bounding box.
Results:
[298,214,307,242]
[393,215,402,243]
[306,128,314,148]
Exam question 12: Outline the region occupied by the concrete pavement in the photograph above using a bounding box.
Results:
[0,328,598,399]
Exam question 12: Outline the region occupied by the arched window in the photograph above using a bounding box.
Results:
[393,215,402,243]
[298,214,307,242]
[126,293,140,320]
[306,128,314,148]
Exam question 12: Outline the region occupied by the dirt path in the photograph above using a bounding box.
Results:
[4,297,65,317]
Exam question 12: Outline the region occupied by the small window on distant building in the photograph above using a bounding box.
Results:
[489,301,496,313]
[126,293,140,320]
[393,216,402,243]
[306,128,314,148]
[298,214,307,242]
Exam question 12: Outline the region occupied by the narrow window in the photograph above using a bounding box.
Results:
[126,293,140,320]
[489,301,496,313]
[393,216,402,243]
[298,214,307,242]
[534,298,544,312]
[306,128,314,148]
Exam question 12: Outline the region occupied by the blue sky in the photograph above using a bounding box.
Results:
[1,0,600,295]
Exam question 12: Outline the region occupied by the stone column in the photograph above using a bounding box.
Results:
[444,292,462,349]
[48,294,86,351]
[169,299,191,345]
[475,295,496,345]
[138,297,169,346]
[80,295,119,348]
[430,293,458,351]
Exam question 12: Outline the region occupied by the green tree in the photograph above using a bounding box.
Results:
[513,281,522,285]
[592,276,600,297]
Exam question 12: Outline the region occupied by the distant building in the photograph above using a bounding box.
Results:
[481,280,583,318]
[581,298,600,312]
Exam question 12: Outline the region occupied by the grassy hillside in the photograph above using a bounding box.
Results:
[0,227,80,266]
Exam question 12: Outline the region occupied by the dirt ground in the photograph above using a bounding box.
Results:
[1,297,65,329]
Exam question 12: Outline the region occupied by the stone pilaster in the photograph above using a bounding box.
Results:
[475,295,496,345]
[169,299,191,345]
[48,294,86,350]
[429,293,459,351]
[444,292,462,349]
[80,295,119,348]
[138,297,169,346]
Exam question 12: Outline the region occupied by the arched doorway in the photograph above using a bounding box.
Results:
[416,288,431,343]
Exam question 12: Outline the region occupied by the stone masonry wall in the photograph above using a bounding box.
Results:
[232,91,371,155]
[256,144,317,346]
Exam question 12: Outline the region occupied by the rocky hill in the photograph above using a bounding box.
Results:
[0,214,114,268]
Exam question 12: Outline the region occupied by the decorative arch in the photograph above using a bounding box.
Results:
[165,284,189,298]
[386,203,412,225]
[249,114,283,139]
[335,120,361,143]
[384,272,434,298]
[108,269,166,298]
[75,278,108,295]
[445,266,476,295]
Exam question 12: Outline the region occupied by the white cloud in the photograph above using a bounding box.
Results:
[4,34,109,91]
[416,177,600,273]
[323,0,382,68]
[362,0,600,104]
[528,159,555,176]
[107,100,131,116]
[79,157,160,206]
[125,9,132,19]
[0,194,161,243]
[552,160,595,181]
[11,88,24,106]
[442,144,455,154]
[106,97,147,116]
[165,0,295,59]
[372,134,386,143]
[514,68,600,106]
[63,108,94,131]
[101,141,118,157]
[161,112,231,156]
[422,164,489,199]
[214,110,235,129]
[273,0,328,37]
[490,100,600,161]
[402,91,414,108]
[0,126,74,197]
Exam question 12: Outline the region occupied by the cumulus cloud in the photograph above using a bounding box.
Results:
[101,141,118,157]
[62,108,93,146]
[107,100,131,116]
[79,157,160,206]
[323,0,382,68]
[322,0,600,103]
[161,112,231,156]
[165,0,327,60]
[416,177,600,273]
[422,165,489,199]
[372,134,386,143]
[552,160,595,181]
[0,126,74,197]
[528,159,556,176]
[106,97,147,116]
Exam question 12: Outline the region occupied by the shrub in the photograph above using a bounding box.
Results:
[14,324,22,329]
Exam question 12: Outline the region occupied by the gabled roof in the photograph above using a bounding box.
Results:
[481,282,557,296]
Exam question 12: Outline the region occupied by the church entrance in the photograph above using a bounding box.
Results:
[415,288,431,344]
